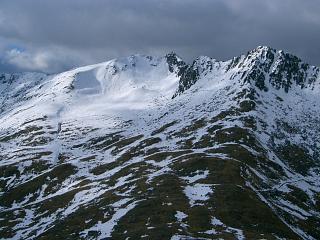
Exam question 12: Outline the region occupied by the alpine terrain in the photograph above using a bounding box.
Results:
[0,46,319,239]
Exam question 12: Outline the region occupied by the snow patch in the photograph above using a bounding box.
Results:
[183,184,213,206]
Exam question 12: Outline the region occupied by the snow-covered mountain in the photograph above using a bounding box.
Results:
[0,46,319,239]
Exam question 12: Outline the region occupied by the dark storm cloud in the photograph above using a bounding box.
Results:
[0,0,319,73]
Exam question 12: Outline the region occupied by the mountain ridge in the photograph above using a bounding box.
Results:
[1,46,319,100]
[0,46,319,239]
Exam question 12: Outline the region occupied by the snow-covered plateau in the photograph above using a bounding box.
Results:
[0,46,319,239]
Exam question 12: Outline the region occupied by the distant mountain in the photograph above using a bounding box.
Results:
[0,46,319,239]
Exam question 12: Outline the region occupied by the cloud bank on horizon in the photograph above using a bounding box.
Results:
[0,0,319,73]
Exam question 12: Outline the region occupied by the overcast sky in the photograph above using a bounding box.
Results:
[0,0,319,73]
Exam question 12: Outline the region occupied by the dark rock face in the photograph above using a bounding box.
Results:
[165,52,186,73]
[172,64,200,98]
[165,52,202,98]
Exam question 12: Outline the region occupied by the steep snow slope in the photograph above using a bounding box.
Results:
[0,47,319,240]
[0,54,181,128]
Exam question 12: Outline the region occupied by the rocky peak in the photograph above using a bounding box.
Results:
[225,46,319,92]
[269,51,319,91]
[165,52,186,73]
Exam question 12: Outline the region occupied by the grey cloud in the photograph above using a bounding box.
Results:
[0,0,319,73]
